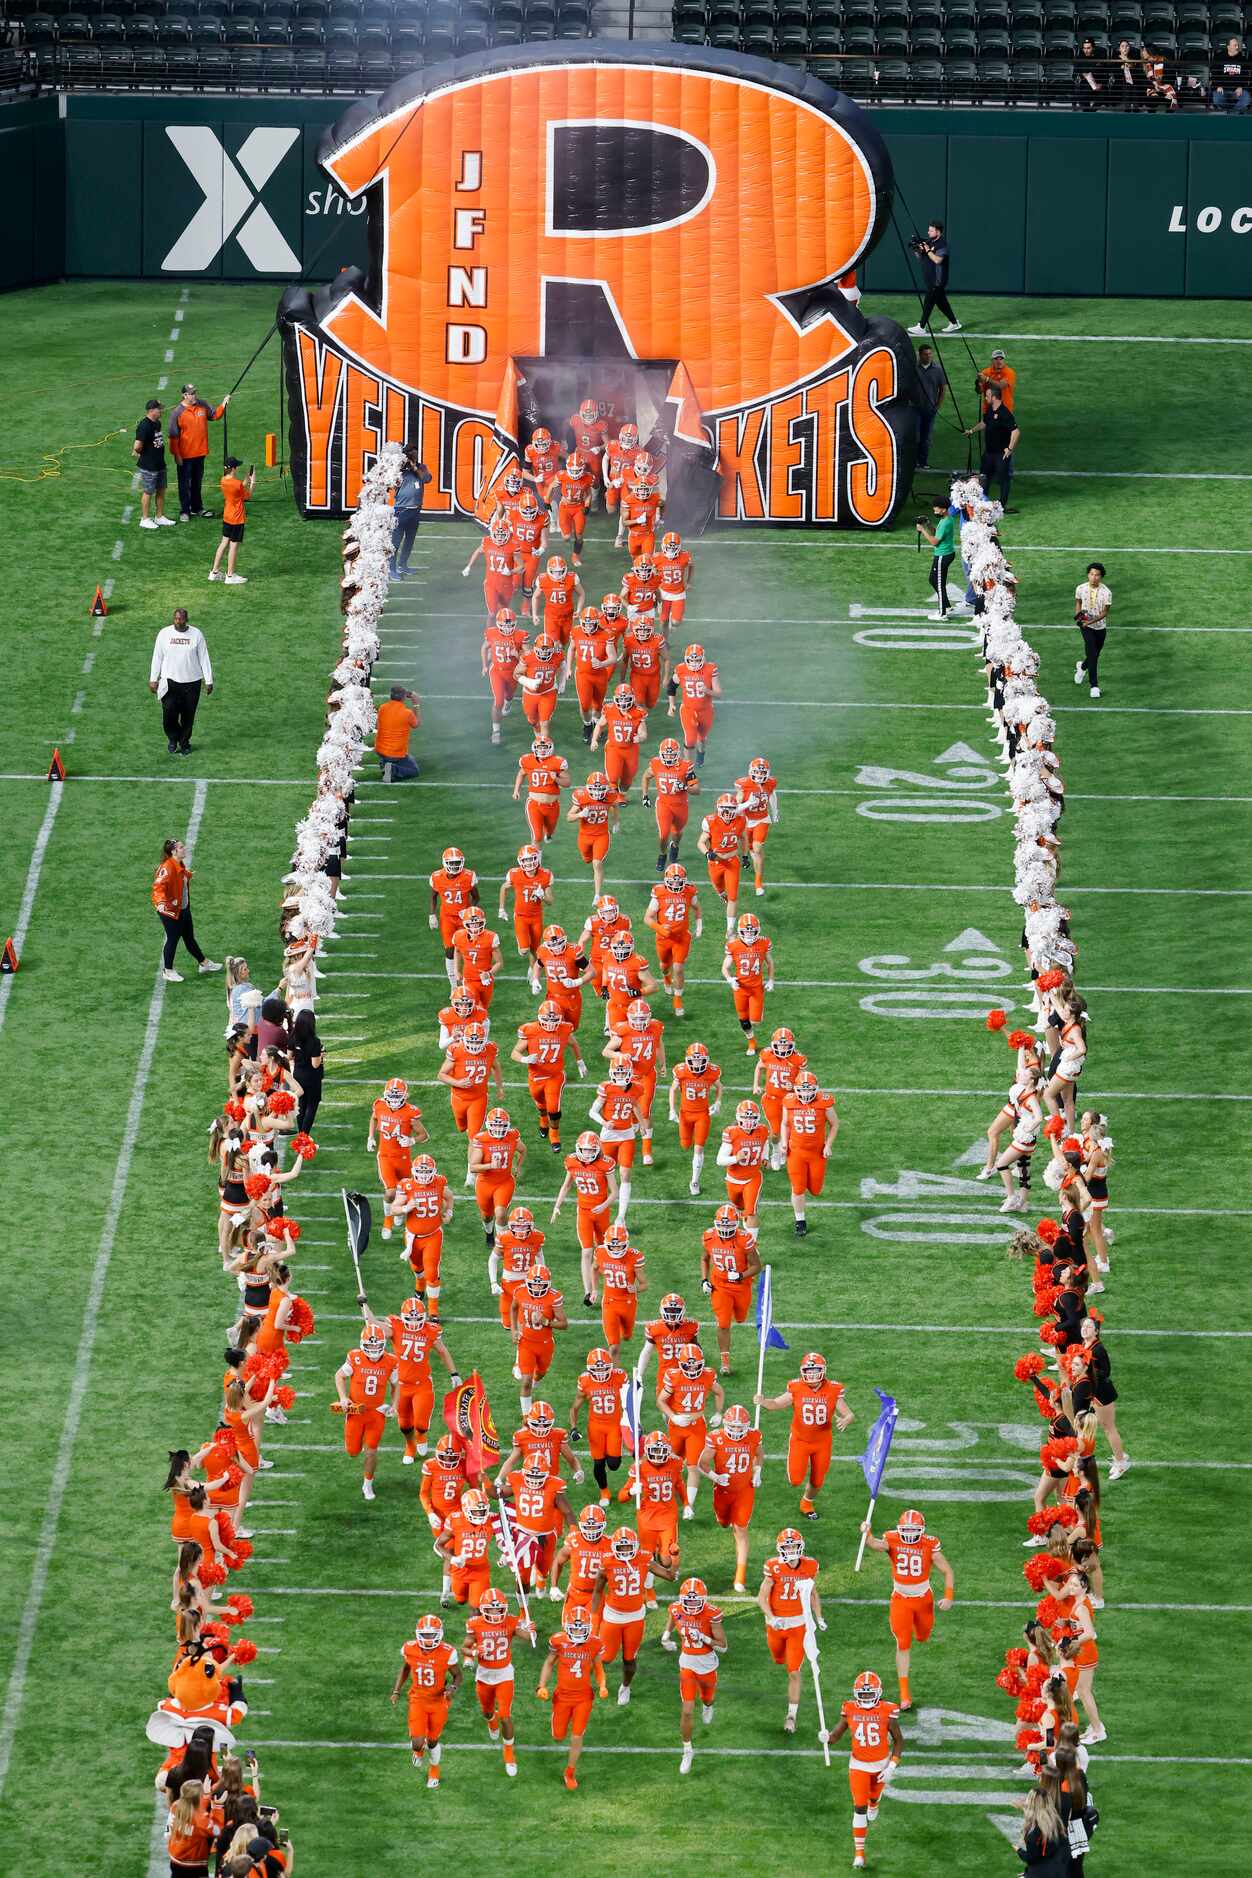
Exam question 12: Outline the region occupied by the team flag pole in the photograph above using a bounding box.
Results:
[341,1188,372,1312]
[853,1389,899,1572]
[621,1371,644,1515]
[753,1265,788,1429]
[494,1497,537,1646]
[802,1588,832,1767]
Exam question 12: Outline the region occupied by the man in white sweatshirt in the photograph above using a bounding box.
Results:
[149,607,214,754]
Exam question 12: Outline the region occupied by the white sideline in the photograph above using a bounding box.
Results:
[327,874,1252,901]
[0,781,63,1035]
[232,1586,1252,1615]
[239,1737,1252,1764]
[0,780,208,1805]
[300,1313,1248,1340]
[393,692,1252,719]
[309,1075,1252,1102]
[293,1189,1249,1221]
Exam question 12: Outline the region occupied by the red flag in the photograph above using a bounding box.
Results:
[442,1369,499,1483]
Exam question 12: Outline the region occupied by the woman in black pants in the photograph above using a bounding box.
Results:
[291,1007,324,1135]
[1073,563,1111,698]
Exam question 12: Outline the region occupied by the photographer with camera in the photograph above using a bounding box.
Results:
[209,457,256,587]
[907,222,962,338]
[964,386,1020,508]
[916,498,960,619]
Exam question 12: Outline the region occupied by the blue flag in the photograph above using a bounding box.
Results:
[860,1390,898,1497]
[754,1266,789,1352]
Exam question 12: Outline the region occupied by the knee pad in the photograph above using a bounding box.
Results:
[550,1110,561,1126]
[606,1452,622,1472]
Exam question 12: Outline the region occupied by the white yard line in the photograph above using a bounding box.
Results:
[244,1736,1251,1763]
[928,330,1252,347]
[392,691,1252,719]
[0,782,63,1035]
[314,1074,1252,1102]
[304,1312,1246,1340]
[0,781,208,1804]
[239,1585,1252,1614]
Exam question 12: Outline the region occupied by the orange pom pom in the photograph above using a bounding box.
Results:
[290,1133,319,1161]
[244,1174,270,1200]
[231,1637,258,1665]
[985,1009,1007,1031]
[1014,1353,1046,1382]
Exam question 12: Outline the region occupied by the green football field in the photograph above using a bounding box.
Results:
[0,282,1249,1877]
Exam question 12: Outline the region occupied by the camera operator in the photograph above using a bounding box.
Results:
[916,498,959,619]
[907,222,962,337]
[964,385,1020,507]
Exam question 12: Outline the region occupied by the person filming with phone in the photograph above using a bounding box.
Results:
[209,457,256,587]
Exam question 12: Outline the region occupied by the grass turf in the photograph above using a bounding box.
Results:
[0,283,1249,1877]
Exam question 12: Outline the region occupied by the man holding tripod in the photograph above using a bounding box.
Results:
[907,222,961,337]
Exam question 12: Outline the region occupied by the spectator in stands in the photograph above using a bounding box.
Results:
[976,350,1016,416]
[1211,38,1250,112]
[964,385,1020,508]
[389,447,433,579]
[135,399,176,531]
[908,222,961,337]
[1074,40,1105,108]
[1140,46,1179,109]
[169,383,230,523]
[374,683,421,782]
[913,344,947,471]
[1113,41,1144,106]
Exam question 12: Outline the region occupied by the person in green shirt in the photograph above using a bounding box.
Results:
[916,499,959,620]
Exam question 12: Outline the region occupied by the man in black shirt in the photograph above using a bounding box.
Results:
[1211,36,1250,111]
[913,344,947,471]
[133,398,175,529]
[965,386,1021,506]
[907,221,961,337]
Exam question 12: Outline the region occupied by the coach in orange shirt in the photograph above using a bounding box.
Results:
[375,684,422,782]
[167,381,229,521]
[976,350,1016,413]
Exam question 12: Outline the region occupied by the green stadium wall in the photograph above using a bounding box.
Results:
[1,91,1250,298]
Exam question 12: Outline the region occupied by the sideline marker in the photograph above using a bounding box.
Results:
[0,937,18,975]
[90,584,108,617]
[47,748,66,781]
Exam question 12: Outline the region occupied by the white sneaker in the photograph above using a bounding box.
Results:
[156,515,177,527]
[1091,1595,1105,1610]
[999,1192,1026,1212]
[512,1364,523,1381]
[1074,662,1085,685]
[501,699,511,716]
[617,1683,632,1706]
[1079,1725,1106,1745]
[975,1166,994,1181]
[642,1153,653,1166]
[1023,1535,1047,1549]
[782,1712,796,1735]
[426,1772,439,1789]
[139,517,159,530]
[867,1804,879,1823]
[224,573,248,585]
[688,1178,700,1196]
[491,726,501,745]
[198,958,223,974]
[1090,686,1101,698]
[755,884,764,897]
[207,570,223,581]
[941,320,962,333]
[380,1226,392,1242]
[701,1703,714,1726]
[505,1759,517,1777]
[401,1453,415,1466]
[1108,1457,1131,1481]
[257,1457,275,1471]
[679,1742,694,1774]
[1095,1255,1110,1273]
[907,323,926,336]
[363,1478,376,1501]
[162,968,184,983]
[1087,1281,1105,1296]
[926,611,949,621]
[234,1526,254,1540]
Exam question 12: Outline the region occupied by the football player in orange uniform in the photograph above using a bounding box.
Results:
[513,732,568,849]
[420,1434,468,1561]
[509,1264,569,1416]
[621,454,663,559]
[468,1105,526,1248]
[531,552,583,650]
[661,1575,726,1773]
[779,1072,839,1236]
[490,1204,545,1328]
[367,1077,429,1239]
[552,1132,619,1297]
[755,1352,855,1520]
[391,1613,463,1788]
[394,1156,454,1305]
[594,1523,675,1706]
[567,770,625,899]
[657,1346,725,1517]
[508,485,549,594]
[590,683,648,796]
[702,1403,762,1590]
[714,1101,771,1240]
[668,1040,722,1196]
[452,904,502,1012]
[601,932,658,1036]
[428,846,480,990]
[496,1400,582,1496]
[375,1295,460,1464]
[502,1456,575,1591]
[668,643,721,767]
[567,606,618,740]
[568,397,607,474]
[536,924,591,1032]
[435,1484,497,1611]
[699,792,748,936]
[554,451,594,562]
[859,1509,955,1710]
[753,1026,809,1171]
[498,843,553,993]
[511,998,586,1155]
[535,1604,608,1790]
[464,1587,535,1777]
[644,862,701,1016]
[618,612,668,712]
[606,997,666,1164]
[437,1022,505,1183]
[602,420,636,536]
[437,984,487,1054]
[463,513,522,623]
[592,1221,646,1361]
[569,1346,629,1504]
[642,736,699,875]
[700,1200,762,1373]
[550,1502,610,1612]
[657,531,692,635]
[588,1055,648,1223]
[827,1670,905,1870]
[758,1526,825,1733]
[515,634,563,729]
[634,1291,701,1395]
[334,1323,397,1501]
[620,553,660,628]
[735,755,780,897]
[576,892,630,998]
[481,606,529,745]
[722,911,774,1055]
[523,426,561,502]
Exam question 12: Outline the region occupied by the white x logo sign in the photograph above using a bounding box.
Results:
[163,127,301,273]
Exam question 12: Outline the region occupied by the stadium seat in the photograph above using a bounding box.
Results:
[1178,27,1209,50]
[1044,0,1078,23]
[808,23,843,51]
[357,19,387,45]
[875,56,912,91]
[59,10,92,34]
[1211,7,1244,32]
[190,14,225,40]
[980,26,1012,52]
[1012,26,1046,50]
[944,25,979,54]
[1044,27,1078,49]
[776,0,809,24]
[979,54,1013,89]
[1078,1,1110,25]
[911,0,944,24]
[157,16,193,43]
[1013,0,1046,24]
[877,25,911,52]
[326,44,361,78]
[64,40,101,71]
[293,43,326,79]
[945,3,977,29]
[291,18,325,42]
[1045,53,1075,85]
[324,19,355,43]
[843,24,876,52]
[775,22,809,52]
[837,55,875,91]
[877,0,914,25]
[741,22,775,50]
[910,53,945,91]
[674,20,708,42]
[1013,55,1046,90]
[196,43,233,78]
[556,2,592,29]
[99,42,133,75]
[327,0,361,17]
[911,25,944,52]
[92,11,126,39]
[492,20,523,42]
[129,43,166,77]
[223,17,259,39]
[943,53,979,88]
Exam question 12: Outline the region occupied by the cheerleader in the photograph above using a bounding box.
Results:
[277,935,318,1014]
[1039,1669,1078,1754]
[1076,1318,1129,1479]
[222,1376,272,1527]
[172,1543,215,1625]
[1078,1111,1113,1283]
[1042,987,1088,1128]
[978,1064,1043,1211]
[217,1131,252,1264]
[1058,1568,1105,1744]
[1027,1416,1076,1537]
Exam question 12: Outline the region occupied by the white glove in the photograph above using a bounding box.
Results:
[660,1633,678,1653]
[548,1585,563,1602]
[573,1468,585,1484]
[713,1471,729,1487]
[577,1061,587,1080]
[462,564,472,577]
[817,1618,828,1633]
[709,1412,722,1430]
[428,913,438,929]
[449,1373,462,1389]
[701,1279,712,1295]
[427,1512,441,1532]
[490,1282,502,1297]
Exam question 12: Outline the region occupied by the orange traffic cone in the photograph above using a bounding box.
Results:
[47,748,66,781]
[90,585,107,617]
[1,937,18,975]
